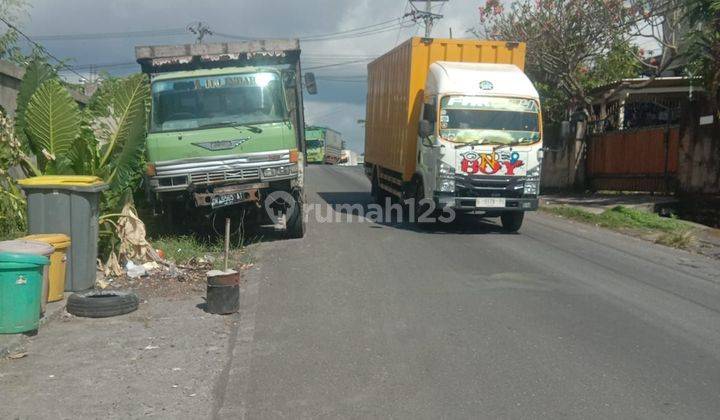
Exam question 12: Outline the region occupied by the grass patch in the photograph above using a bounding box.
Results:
[543,205,694,233]
[151,235,223,265]
[655,230,697,249]
[150,235,253,270]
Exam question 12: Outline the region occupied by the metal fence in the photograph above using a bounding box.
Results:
[586,126,680,193]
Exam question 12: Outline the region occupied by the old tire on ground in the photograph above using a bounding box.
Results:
[500,211,525,232]
[66,290,140,318]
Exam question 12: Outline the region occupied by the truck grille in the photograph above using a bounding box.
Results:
[190,168,260,185]
[455,174,524,198]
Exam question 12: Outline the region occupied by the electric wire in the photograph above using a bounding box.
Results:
[0,16,87,80]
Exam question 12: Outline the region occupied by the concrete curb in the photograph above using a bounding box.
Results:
[0,295,68,358]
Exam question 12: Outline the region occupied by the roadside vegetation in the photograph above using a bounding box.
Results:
[543,205,698,249]
[151,236,223,266]
[149,232,255,269]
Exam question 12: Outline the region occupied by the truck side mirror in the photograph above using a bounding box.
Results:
[418,119,433,138]
[304,72,317,95]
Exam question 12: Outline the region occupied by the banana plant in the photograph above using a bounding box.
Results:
[14,58,57,174]
[23,79,82,174]
[15,58,150,213]
[11,59,151,258]
[88,73,150,210]
[17,62,149,187]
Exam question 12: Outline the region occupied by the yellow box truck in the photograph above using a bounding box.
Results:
[363,37,542,231]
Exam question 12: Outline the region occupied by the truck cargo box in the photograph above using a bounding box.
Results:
[364,37,526,182]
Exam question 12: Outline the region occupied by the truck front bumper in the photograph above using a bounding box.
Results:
[147,152,299,193]
[434,193,539,212]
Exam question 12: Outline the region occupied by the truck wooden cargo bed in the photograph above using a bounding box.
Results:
[135,40,301,73]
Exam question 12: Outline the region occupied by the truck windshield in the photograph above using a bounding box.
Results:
[306,140,324,149]
[151,72,286,132]
[439,96,540,145]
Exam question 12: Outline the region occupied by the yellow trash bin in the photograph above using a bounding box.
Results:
[22,234,71,302]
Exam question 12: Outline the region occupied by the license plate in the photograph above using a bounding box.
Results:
[211,192,244,209]
[476,197,506,208]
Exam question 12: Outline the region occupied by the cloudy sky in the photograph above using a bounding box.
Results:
[17,0,483,152]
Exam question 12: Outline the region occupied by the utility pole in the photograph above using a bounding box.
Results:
[187,22,213,44]
[409,0,447,38]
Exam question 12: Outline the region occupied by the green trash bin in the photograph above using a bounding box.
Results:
[18,176,108,292]
[0,252,49,334]
[0,240,54,314]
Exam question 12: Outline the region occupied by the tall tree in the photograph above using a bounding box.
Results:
[685,0,720,110]
[474,0,683,121]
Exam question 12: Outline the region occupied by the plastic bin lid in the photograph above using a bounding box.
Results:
[18,175,108,191]
[22,234,71,249]
[0,240,54,256]
[0,251,49,266]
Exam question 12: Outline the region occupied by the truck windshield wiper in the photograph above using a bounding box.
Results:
[492,143,515,153]
[199,121,263,133]
[454,141,485,149]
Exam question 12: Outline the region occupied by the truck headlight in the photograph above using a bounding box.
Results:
[262,167,276,178]
[438,178,455,193]
[438,162,454,177]
[524,181,538,196]
[437,162,455,193]
[524,165,540,196]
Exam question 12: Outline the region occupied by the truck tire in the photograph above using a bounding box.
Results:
[500,212,524,232]
[285,194,305,239]
[66,290,139,318]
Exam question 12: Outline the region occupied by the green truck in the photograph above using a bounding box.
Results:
[304,126,343,164]
[135,41,315,238]
[304,127,326,164]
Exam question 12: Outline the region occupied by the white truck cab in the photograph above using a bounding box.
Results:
[417,62,543,227]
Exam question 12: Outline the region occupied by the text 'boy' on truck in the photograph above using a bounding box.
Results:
[364,37,543,231]
[135,41,317,238]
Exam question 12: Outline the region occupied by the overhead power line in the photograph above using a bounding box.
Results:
[409,0,448,37]
[31,28,187,41]
[304,58,372,70]
[216,18,412,43]
[301,17,401,39]
[303,23,413,43]
[0,16,87,81]
[215,18,403,42]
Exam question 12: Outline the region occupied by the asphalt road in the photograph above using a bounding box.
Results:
[216,165,720,419]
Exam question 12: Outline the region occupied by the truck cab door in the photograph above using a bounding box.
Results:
[417,97,440,198]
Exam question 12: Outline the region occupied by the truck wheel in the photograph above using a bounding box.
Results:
[285,195,305,239]
[500,212,524,232]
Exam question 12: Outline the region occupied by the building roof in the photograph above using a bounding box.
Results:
[589,77,702,104]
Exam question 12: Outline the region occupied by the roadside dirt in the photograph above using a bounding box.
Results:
[105,251,251,300]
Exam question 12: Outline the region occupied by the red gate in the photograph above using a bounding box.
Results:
[586,126,680,192]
